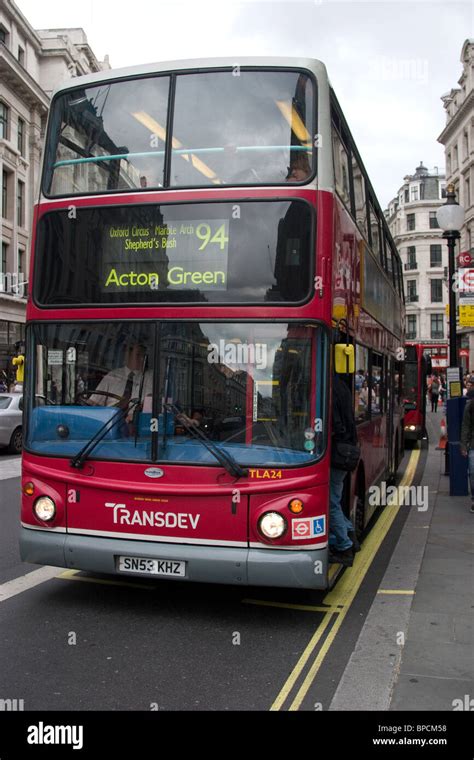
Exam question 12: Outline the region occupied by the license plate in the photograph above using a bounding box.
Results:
[117,556,186,577]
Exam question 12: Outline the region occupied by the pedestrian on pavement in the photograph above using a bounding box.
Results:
[460,397,474,513]
[465,375,474,400]
[329,372,361,566]
[430,373,440,412]
[439,377,446,404]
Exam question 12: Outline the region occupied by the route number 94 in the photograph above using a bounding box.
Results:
[196,223,229,251]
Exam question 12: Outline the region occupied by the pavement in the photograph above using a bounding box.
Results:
[0,453,20,481]
[330,407,474,711]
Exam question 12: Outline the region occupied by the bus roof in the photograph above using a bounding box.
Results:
[51,56,329,97]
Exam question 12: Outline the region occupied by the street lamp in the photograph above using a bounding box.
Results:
[436,184,465,368]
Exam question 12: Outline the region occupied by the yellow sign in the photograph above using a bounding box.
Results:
[459,304,474,326]
[445,304,449,316]
[449,381,462,398]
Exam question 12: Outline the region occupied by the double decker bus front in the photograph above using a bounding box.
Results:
[21,59,333,589]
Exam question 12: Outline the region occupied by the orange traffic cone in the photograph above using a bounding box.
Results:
[437,417,447,450]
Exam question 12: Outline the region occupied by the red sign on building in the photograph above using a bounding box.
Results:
[457,251,473,267]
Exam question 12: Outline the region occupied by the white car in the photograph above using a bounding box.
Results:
[0,393,23,454]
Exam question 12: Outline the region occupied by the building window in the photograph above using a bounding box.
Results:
[18,248,24,277]
[407,280,417,302]
[465,178,470,207]
[431,314,444,340]
[406,315,417,339]
[406,245,417,270]
[0,102,8,140]
[0,27,7,46]
[2,170,7,219]
[407,213,415,231]
[410,185,419,201]
[447,153,451,175]
[16,181,24,227]
[0,242,7,293]
[404,189,409,203]
[17,118,25,155]
[463,130,469,160]
[429,211,440,229]
[453,145,458,170]
[430,244,442,267]
[431,279,443,303]
[17,46,25,65]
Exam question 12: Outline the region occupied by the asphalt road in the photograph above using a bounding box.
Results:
[0,450,420,712]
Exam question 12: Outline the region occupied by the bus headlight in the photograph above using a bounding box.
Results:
[33,496,56,522]
[258,511,287,539]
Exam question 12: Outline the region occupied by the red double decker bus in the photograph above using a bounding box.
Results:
[404,342,432,443]
[20,58,405,590]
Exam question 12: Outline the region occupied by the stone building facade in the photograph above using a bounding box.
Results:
[0,0,108,384]
[386,163,448,367]
[438,39,474,369]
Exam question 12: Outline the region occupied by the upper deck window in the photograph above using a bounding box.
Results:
[170,70,314,187]
[44,76,170,196]
[43,69,315,196]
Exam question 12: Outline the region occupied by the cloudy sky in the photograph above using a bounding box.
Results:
[16,0,473,207]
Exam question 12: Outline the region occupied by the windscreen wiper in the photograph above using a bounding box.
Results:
[133,354,148,448]
[70,398,139,469]
[164,402,248,479]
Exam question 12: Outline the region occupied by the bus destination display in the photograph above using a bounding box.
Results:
[102,220,229,292]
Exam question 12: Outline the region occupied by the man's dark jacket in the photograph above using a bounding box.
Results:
[332,374,357,445]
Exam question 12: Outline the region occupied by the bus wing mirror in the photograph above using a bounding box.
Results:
[334,344,355,374]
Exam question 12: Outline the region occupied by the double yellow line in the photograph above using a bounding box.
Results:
[270,448,420,711]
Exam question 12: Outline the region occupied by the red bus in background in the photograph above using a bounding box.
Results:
[20,58,405,590]
[418,343,448,370]
[404,343,432,443]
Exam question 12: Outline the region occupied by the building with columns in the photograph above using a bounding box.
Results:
[438,38,474,370]
[386,163,448,368]
[0,0,109,385]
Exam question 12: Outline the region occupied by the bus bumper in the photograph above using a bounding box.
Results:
[19,527,329,590]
